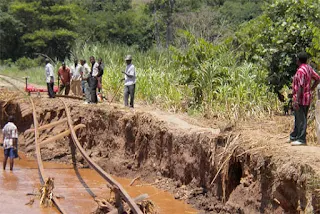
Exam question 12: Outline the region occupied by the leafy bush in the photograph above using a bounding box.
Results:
[235,0,320,93]
[15,57,42,70]
[170,31,278,118]
[1,58,13,67]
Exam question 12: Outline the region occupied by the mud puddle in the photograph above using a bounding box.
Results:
[0,151,198,214]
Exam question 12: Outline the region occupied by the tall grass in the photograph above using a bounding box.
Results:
[0,40,280,119]
[71,42,187,110]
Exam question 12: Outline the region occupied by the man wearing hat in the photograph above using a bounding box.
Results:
[2,115,18,170]
[122,55,136,108]
[58,61,71,95]
[45,58,55,98]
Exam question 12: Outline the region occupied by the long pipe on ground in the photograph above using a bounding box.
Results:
[62,99,143,214]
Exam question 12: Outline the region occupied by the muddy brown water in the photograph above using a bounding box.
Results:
[0,151,198,214]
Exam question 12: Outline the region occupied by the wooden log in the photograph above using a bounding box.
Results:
[39,124,85,146]
[95,198,114,210]
[25,119,68,134]
[62,100,143,214]
[55,94,83,100]
[29,97,67,214]
[129,176,141,186]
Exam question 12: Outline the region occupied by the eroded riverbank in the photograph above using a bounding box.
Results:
[1,89,320,213]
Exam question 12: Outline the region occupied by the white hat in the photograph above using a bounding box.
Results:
[125,55,132,61]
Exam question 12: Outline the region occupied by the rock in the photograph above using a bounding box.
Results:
[174,193,181,199]
[192,187,204,196]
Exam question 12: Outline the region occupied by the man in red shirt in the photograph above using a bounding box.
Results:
[58,62,71,95]
[290,52,320,146]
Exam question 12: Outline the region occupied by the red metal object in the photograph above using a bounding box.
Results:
[25,85,59,93]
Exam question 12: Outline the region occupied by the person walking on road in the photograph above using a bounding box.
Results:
[2,115,18,171]
[89,56,99,104]
[70,59,82,96]
[122,55,136,108]
[45,58,55,98]
[290,52,320,146]
[80,59,91,104]
[58,62,71,95]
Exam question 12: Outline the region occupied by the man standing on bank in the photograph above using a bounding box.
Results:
[290,52,320,146]
[80,59,91,104]
[89,56,99,103]
[122,55,136,108]
[45,58,55,98]
[58,62,71,95]
[70,59,82,96]
[2,115,18,171]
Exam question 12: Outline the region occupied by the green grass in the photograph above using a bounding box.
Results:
[0,65,49,86]
[0,41,280,119]
[71,42,187,110]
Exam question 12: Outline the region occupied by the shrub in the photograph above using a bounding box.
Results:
[15,57,41,70]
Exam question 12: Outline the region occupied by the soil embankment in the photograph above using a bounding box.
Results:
[2,94,320,214]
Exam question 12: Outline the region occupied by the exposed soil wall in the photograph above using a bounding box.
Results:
[3,100,319,214]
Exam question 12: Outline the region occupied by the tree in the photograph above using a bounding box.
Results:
[0,10,24,60]
[9,0,79,60]
[235,0,320,93]
[147,0,176,48]
[219,0,265,25]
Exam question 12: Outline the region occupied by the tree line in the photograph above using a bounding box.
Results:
[2,0,320,101]
[0,0,265,61]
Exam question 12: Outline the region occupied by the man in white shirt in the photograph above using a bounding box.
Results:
[45,58,55,98]
[122,55,136,108]
[70,59,82,96]
[2,116,18,171]
[80,59,91,103]
[89,56,99,103]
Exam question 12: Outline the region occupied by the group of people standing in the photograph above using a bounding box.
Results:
[45,55,136,107]
[2,54,136,171]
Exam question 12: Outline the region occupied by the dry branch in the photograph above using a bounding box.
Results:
[39,177,55,207]
[210,134,240,187]
[130,176,141,186]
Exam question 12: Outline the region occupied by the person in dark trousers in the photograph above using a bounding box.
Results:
[122,55,136,108]
[89,56,99,103]
[290,52,320,146]
[2,115,18,171]
[80,59,91,104]
[97,58,104,93]
[45,58,55,98]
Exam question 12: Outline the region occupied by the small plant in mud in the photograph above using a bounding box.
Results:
[39,177,55,207]
[25,177,65,208]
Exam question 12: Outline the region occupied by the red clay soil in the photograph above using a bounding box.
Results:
[1,90,320,214]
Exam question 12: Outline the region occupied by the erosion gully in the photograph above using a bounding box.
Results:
[1,80,320,213]
[0,151,197,214]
